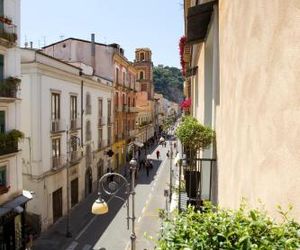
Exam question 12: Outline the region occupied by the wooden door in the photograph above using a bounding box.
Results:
[71,178,78,207]
[52,188,62,223]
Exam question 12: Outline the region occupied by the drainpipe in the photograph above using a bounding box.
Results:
[91,33,96,75]
[80,74,84,147]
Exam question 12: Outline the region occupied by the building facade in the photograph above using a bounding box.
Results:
[112,53,139,172]
[20,49,113,232]
[134,48,155,142]
[0,0,32,249]
[183,0,300,220]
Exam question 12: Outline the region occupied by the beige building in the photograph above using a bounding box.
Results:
[183,0,300,220]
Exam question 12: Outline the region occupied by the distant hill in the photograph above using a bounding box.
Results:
[153,65,184,103]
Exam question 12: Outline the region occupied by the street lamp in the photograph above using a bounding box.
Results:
[92,156,138,250]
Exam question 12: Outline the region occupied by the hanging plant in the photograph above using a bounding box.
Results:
[179,36,186,76]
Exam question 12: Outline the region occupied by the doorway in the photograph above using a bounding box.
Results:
[71,178,79,207]
[52,188,63,223]
[85,168,92,196]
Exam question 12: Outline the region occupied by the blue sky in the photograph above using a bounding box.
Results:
[21,0,184,68]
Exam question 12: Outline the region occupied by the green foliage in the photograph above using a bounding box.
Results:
[0,129,24,155]
[153,65,184,103]
[157,202,300,250]
[175,116,215,151]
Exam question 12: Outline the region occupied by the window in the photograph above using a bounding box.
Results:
[0,111,5,133]
[51,93,60,120]
[115,92,119,107]
[52,138,61,157]
[122,94,126,105]
[98,99,103,117]
[107,126,112,145]
[107,100,112,122]
[98,128,103,148]
[140,52,145,61]
[115,68,119,83]
[128,97,130,107]
[133,98,136,107]
[86,93,91,114]
[70,96,77,120]
[70,136,78,152]
[0,166,6,187]
[122,72,125,85]
[86,120,91,141]
[139,71,144,80]
[0,54,3,80]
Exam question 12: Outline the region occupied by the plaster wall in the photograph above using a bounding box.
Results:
[216,0,300,220]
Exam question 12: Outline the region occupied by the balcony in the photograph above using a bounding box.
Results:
[51,155,66,170]
[98,116,106,127]
[70,118,81,131]
[114,106,122,113]
[0,130,23,157]
[0,77,21,102]
[50,119,66,133]
[107,116,113,125]
[0,22,17,48]
[128,106,138,113]
[123,104,128,112]
[129,129,138,138]
[70,150,81,163]
[97,139,108,150]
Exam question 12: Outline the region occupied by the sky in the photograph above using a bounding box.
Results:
[21,0,184,68]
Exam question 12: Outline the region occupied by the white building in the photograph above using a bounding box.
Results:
[20,48,113,232]
[0,0,31,249]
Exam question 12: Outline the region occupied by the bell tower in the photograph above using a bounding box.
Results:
[133,48,153,100]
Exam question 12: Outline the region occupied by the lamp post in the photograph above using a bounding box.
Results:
[92,156,138,250]
[169,141,173,203]
[66,130,81,238]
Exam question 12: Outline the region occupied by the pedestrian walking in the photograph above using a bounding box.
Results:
[174,142,177,149]
[166,150,170,158]
[146,162,150,177]
[156,150,160,159]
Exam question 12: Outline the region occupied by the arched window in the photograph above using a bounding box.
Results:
[139,71,144,80]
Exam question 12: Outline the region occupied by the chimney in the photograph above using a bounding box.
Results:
[91,33,96,74]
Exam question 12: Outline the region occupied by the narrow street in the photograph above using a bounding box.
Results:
[33,136,176,250]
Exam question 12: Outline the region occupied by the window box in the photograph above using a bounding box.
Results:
[0,77,21,99]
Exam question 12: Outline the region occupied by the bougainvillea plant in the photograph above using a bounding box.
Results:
[179,36,186,76]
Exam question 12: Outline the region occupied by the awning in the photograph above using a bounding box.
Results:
[0,192,32,217]
[187,1,217,44]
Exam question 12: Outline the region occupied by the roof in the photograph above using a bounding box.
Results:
[42,37,109,49]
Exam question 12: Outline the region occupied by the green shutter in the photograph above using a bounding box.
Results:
[0,55,3,81]
[0,0,4,31]
[0,111,5,133]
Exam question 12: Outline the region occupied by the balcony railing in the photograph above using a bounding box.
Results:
[70,118,81,130]
[123,104,128,112]
[0,77,20,100]
[51,155,66,170]
[86,104,92,115]
[70,150,81,163]
[50,119,66,133]
[129,129,138,138]
[98,116,106,127]
[107,116,113,125]
[114,106,122,113]
[128,106,138,113]
[0,130,22,156]
[98,139,108,150]
[0,22,17,45]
